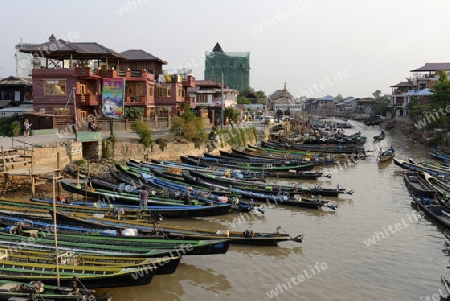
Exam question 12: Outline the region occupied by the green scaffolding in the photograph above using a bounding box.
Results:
[204,51,250,92]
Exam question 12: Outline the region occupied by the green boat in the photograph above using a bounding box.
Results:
[0,223,230,257]
[0,248,181,275]
[52,210,301,246]
[0,259,156,288]
[0,279,111,301]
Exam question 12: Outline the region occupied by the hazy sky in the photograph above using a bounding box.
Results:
[1,0,449,99]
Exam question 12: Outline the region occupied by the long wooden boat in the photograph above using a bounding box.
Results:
[130,159,266,182]
[182,173,337,210]
[61,178,233,216]
[0,279,111,301]
[378,147,395,162]
[261,141,366,155]
[403,171,437,199]
[200,153,307,167]
[246,144,352,162]
[0,226,228,257]
[0,259,155,288]
[117,166,246,208]
[441,275,450,300]
[429,148,450,163]
[422,173,450,201]
[115,164,236,199]
[52,210,303,246]
[0,198,231,220]
[394,158,450,180]
[411,196,450,228]
[0,215,230,256]
[0,247,180,275]
[188,170,342,197]
[180,156,317,172]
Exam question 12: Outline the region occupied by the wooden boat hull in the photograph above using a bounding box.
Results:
[0,260,155,288]
[50,210,300,246]
[403,171,436,199]
[0,279,111,301]
[0,215,231,256]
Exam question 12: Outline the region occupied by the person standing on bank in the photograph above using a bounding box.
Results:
[139,189,148,210]
[24,119,31,137]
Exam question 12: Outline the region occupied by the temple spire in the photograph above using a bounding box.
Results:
[212,42,224,52]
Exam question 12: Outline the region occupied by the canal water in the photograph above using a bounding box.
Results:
[101,120,448,301]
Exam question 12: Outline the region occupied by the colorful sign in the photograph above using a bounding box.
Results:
[101,78,125,118]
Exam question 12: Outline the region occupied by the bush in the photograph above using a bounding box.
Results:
[154,138,167,151]
[11,121,21,136]
[131,120,153,148]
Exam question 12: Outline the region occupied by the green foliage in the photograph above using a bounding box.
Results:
[154,138,167,151]
[429,70,450,128]
[170,103,206,142]
[124,107,144,120]
[371,90,390,116]
[107,134,117,143]
[407,96,427,122]
[224,107,240,123]
[131,120,153,148]
[218,127,257,147]
[0,115,19,136]
[335,94,343,101]
[237,97,251,104]
[239,87,267,104]
[102,140,112,159]
[73,159,86,166]
[11,121,21,136]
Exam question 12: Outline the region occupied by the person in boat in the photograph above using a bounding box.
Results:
[381,129,385,136]
[139,189,148,210]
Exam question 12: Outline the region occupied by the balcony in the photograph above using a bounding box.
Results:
[76,93,99,106]
[74,67,100,79]
[116,69,155,81]
[125,95,146,105]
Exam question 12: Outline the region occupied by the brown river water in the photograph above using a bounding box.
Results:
[96,120,448,301]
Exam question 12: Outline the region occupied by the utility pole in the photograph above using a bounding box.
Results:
[221,73,224,131]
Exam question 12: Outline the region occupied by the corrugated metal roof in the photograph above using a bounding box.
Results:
[410,63,450,72]
[0,76,32,86]
[390,81,415,87]
[120,49,167,64]
[19,35,126,60]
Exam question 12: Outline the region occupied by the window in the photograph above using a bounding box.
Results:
[79,81,86,95]
[44,80,66,95]
[197,95,208,103]
[148,84,154,96]
[80,110,87,120]
[158,86,171,97]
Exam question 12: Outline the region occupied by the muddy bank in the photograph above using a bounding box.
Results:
[385,118,450,153]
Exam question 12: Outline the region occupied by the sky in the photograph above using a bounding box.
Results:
[1,0,450,99]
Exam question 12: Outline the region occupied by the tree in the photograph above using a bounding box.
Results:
[239,87,267,104]
[429,70,450,121]
[170,103,207,141]
[224,107,240,123]
[130,120,153,148]
[335,94,343,101]
[124,107,144,120]
[407,96,427,122]
[237,97,251,104]
[371,90,391,116]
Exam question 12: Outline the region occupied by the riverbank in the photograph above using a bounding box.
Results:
[384,117,450,153]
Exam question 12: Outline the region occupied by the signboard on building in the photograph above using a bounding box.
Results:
[101,78,125,118]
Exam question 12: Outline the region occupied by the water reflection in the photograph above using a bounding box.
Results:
[230,244,304,258]
[100,262,232,301]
